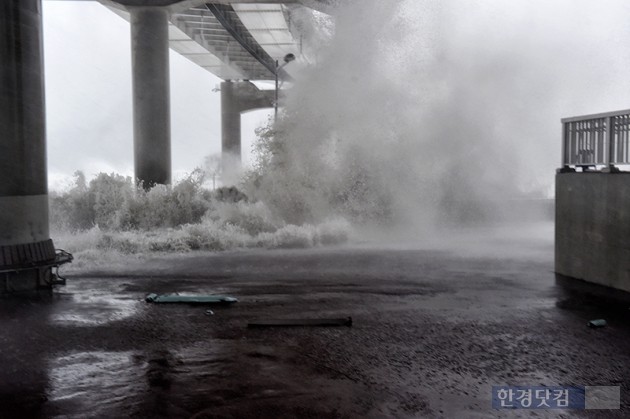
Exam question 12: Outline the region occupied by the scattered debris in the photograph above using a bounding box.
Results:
[587,319,607,328]
[248,317,352,328]
[145,293,237,305]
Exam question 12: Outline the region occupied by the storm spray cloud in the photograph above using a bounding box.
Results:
[250,0,630,230]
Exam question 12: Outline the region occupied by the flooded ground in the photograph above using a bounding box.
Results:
[1,221,628,418]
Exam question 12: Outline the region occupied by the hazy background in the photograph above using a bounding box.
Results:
[43,1,273,191]
[241,0,630,230]
[42,0,630,264]
[44,0,630,200]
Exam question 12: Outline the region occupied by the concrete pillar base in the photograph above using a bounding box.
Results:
[0,268,54,295]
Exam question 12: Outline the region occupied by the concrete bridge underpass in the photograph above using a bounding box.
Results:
[0,0,333,292]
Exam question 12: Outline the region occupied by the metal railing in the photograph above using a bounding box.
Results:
[562,109,630,168]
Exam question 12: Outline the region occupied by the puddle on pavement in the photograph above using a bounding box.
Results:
[47,351,144,416]
[50,280,139,326]
[45,342,237,417]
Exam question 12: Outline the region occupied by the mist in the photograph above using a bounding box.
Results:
[249,0,630,232]
[47,0,630,262]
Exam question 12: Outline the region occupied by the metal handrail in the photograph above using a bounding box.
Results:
[561,109,630,168]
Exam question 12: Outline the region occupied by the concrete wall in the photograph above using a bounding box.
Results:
[556,172,630,293]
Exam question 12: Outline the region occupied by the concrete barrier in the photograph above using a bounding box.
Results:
[556,172,630,293]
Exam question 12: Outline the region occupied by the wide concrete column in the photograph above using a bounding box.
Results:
[0,0,57,291]
[220,81,274,184]
[221,81,242,183]
[130,6,171,187]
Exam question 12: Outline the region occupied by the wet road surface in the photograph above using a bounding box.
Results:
[1,223,629,418]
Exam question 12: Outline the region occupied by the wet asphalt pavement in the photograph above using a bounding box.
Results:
[1,222,629,418]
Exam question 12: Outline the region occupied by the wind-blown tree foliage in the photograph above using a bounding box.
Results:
[50,169,213,232]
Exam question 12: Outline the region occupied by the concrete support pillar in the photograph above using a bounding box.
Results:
[130,7,171,187]
[0,0,57,292]
[221,81,242,183]
[220,81,274,184]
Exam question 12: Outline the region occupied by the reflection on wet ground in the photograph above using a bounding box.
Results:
[51,286,138,326]
[48,351,141,408]
[0,222,629,418]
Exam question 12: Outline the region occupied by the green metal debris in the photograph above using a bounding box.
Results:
[587,319,607,328]
[145,293,237,304]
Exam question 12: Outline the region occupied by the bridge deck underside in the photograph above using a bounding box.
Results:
[106,2,299,81]
[173,5,273,80]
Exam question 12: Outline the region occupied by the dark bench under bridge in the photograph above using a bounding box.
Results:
[0,239,73,294]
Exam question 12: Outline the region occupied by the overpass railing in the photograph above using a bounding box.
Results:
[561,109,630,169]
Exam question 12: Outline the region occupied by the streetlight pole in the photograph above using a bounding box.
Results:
[275,59,279,121]
[275,53,296,122]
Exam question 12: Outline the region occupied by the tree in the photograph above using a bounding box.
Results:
[203,153,222,190]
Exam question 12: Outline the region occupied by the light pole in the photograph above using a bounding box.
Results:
[275,53,296,121]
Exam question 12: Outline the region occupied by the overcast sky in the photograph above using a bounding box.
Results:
[43,1,272,190]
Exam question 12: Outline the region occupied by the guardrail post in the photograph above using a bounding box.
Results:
[604,116,613,172]
[561,121,567,168]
